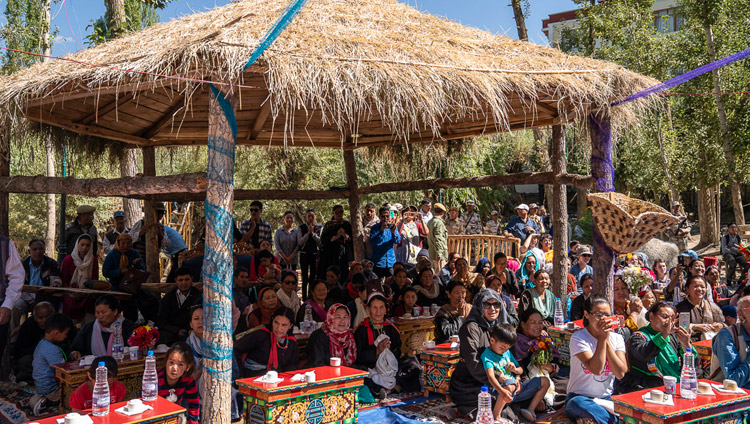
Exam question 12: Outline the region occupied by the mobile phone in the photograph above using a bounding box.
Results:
[679,312,690,330]
[390,210,395,218]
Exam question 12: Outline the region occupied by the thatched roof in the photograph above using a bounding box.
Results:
[0,0,658,148]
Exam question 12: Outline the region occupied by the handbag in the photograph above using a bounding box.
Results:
[120,266,148,294]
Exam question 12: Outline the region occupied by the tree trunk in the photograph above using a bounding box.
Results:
[344,149,364,261]
[551,125,569,308]
[121,150,141,227]
[201,85,236,424]
[510,0,528,41]
[42,0,56,257]
[655,110,677,206]
[588,114,615,303]
[0,121,9,236]
[106,0,127,38]
[142,147,159,283]
[576,187,588,220]
[698,182,719,246]
[705,24,745,225]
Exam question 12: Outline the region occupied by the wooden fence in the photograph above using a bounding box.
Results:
[447,235,521,265]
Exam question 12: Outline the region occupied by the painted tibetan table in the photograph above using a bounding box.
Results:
[418,342,460,401]
[31,396,185,424]
[612,379,750,424]
[547,319,583,367]
[54,354,167,411]
[237,365,368,424]
[393,315,435,356]
[692,339,713,378]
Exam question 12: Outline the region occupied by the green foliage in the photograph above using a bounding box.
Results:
[1,0,58,73]
[86,0,161,46]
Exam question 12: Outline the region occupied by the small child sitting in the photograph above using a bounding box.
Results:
[31,313,73,416]
[481,324,549,422]
[69,356,126,412]
[158,342,200,424]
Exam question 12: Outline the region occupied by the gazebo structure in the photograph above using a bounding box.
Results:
[0,0,657,421]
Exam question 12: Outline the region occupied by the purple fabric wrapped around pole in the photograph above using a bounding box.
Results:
[588,113,615,303]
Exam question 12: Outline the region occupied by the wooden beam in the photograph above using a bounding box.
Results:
[344,148,364,261]
[26,113,151,146]
[246,100,272,140]
[0,173,207,196]
[550,125,569,309]
[140,94,186,139]
[134,188,350,202]
[25,80,172,109]
[79,94,135,125]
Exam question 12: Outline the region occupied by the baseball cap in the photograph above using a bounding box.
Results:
[113,211,125,218]
[515,204,529,211]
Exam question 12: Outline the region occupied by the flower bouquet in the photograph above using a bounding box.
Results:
[621,265,654,296]
[128,325,160,356]
[529,336,554,368]
[739,241,750,262]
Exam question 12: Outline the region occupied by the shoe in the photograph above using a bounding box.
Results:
[520,408,536,422]
[378,388,387,400]
[32,397,48,416]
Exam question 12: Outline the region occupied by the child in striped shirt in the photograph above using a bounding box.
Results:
[158,342,200,424]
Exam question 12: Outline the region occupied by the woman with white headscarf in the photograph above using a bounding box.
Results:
[60,234,98,322]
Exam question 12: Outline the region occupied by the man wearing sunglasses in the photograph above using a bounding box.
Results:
[240,201,272,249]
[711,296,750,389]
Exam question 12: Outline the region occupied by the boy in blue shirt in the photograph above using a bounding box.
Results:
[31,313,73,416]
[481,324,549,422]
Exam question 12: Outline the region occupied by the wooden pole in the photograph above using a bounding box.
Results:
[201,85,236,424]
[0,122,8,235]
[550,125,569,308]
[142,146,160,283]
[588,114,615,303]
[344,149,364,261]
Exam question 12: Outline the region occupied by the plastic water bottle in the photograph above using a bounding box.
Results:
[92,362,110,416]
[680,348,697,399]
[303,304,314,333]
[673,285,682,305]
[142,350,158,401]
[475,386,493,424]
[554,298,564,328]
[111,321,124,362]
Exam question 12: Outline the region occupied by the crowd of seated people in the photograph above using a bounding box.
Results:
[10,199,750,424]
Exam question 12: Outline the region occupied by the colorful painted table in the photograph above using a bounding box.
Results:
[237,365,368,424]
[693,339,713,378]
[418,343,460,401]
[31,396,185,424]
[547,319,583,367]
[393,316,435,356]
[53,354,167,412]
[612,379,750,424]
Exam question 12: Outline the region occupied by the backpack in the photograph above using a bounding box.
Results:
[396,355,423,393]
[710,323,746,381]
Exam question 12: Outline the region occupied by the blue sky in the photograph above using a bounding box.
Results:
[41,0,578,56]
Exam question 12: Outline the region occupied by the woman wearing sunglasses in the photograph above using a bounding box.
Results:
[565,297,628,424]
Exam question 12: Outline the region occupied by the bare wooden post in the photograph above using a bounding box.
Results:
[344,148,364,261]
[0,121,8,236]
[142,146,160,283]
[588,114,615,303]
[201,85,236,424]
[550,125,569,307]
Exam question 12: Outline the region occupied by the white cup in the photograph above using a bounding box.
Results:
[423,340,436,349]
[413,306,422,316]
[449,335,460,343]
[64,413,81,424]
[156,344,168,353]
[330,357,341,367]
[650,389,664,402]
[724,379,738,391]
[305,371,316,383]
[129,346,139,361]
[266,370,278,380]
[126,399,143,411]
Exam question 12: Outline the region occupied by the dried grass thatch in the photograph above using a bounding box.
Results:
[0,0,659,149]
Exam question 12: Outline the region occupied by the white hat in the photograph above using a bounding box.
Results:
[515,204,529,211]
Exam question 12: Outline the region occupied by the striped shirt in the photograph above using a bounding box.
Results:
[157,368,200,424]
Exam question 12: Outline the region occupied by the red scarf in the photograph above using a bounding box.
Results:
[261,327,296,370]
[357,317,399,345]
[346,282,359,300]
[251,287,276,327]
[323,304,357,366]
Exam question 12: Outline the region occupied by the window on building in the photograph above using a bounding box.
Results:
[654,8,683,33]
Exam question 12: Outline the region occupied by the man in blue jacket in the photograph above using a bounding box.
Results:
[370,207,401,279]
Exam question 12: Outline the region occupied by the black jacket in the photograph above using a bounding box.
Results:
[22,256,60,287]
[157,286,203,344]
[71,319,136,356]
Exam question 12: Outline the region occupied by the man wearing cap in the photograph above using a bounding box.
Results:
[427,203,448,275]
[62,205,99,257]
[102,211,130,255]
[569,245,593,288]
[484,210,501,235]
[446,207,465,236]
[502,204,539,254]
[528,203,546,234]
[130,202,171,262]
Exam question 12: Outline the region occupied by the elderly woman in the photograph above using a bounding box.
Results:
[676,275,725,342]
[296,280,332,324]
[449,289,530,419]
[613,276,641,336]
[247,287,279,329]
[516,251,540,289]
[484,275,519,326]
[434,281,472,344]
[565,297,628,424]
[61,234,99,322]
[491,252,520,298]
[102,233,158,323]
[69,295,136,360]
[354,292,402,398]
[615,302,694,394]
[519,270,555,325]
[235,307,298,377]
[453,257,485,302]
[307,303,357,367]
[705,265,724,303]
[413,267,447,307]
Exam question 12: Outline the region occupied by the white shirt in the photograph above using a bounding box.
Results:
[420,210,433,226]
[3,240,25,310]
[567,328,625,398]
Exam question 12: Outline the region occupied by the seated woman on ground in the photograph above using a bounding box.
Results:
[613,275,642,339]
[565,297,628,424]
[246,287,279,329]
[434,281,471,344]
[518,270,555,326]
[675,275,724,342]
[354,291,401,399]
[491,252,520,299]
[413,267,448,307]
[663,264,686,302]
[473,258,491,280]
[453,257,485,303]
[569,274,593,322]
[514,308,562,410]
[635,286,657,328]
[235,307,298,377]
[484,275,518,327]
[388,267,411,306]
[392,286,419,318]
[69,295,136,360]
[307,304,357,367]
[615,302,694,394]
[516,251,540,289]
[296,280,332,324]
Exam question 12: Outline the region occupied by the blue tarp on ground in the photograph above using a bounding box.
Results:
[359,395,444,424]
